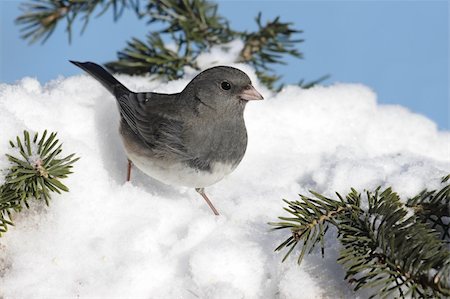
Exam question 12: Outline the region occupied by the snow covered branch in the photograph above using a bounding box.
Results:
[271,182,450,298]
[0,130,78,236]
[406,174,450,240]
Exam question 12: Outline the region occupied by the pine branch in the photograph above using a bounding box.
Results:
[107,6,312,89]
[16,0,327,89]
[16,0,141,44]
[105,33,195,79]
[144,0,232,47]
[339,188,449,298]
[297,74,331,90]
[269,191,349,264]
[406,175,450,240]
[271,185,450,298]
[106,0,232,80]
[0,130,79,236]
[238,13,304,89]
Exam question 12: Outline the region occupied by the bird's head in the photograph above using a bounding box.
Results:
[182,66,264,113]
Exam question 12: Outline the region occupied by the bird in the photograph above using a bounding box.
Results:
[70,61,263,215]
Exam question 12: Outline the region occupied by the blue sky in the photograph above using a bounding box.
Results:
[1,0,448,129]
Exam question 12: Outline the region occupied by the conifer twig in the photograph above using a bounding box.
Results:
[16,0,140,44]
[0,130,79,236]
[271,181,450,298]
[406,175,450,240]
[16,0,327,89]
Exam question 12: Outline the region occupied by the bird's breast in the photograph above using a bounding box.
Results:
[120,112,247,188]
[185,116,248,166]
[127,150,236,188]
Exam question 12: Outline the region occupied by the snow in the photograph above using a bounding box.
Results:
[195,40,245,70]
[0,47,449,298]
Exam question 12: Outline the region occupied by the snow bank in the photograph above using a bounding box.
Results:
[0,63,449,298]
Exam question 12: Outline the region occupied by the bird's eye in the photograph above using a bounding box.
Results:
[221,81,231,90]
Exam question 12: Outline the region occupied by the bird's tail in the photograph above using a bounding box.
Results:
[69,60,130,95]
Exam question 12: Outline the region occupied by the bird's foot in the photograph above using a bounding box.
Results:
[126,159,132,182]
[195,188,220,216]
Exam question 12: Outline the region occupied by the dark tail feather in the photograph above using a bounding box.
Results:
[69,60,130,95]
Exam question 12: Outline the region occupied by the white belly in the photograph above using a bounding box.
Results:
[127,151,236,188]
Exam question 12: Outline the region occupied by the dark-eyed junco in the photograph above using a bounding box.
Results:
[70,61,263,215]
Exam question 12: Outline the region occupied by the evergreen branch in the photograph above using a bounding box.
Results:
[108,8,313,89]
[239,13,304,89]
[16,0,327,89]
[340,188,449,298]
[0,185,22,234]
[106,0,232,81]
[105,33,195,79]
[298,74,331,89]
[270,191,349,264]
[145,0,232,47]
[16,0,141,44]
[240,13,303,64]
[271,186,450,298]
[406,175,450,240]
[0,130,79,236]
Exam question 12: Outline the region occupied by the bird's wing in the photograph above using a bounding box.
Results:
[116,90,190,158]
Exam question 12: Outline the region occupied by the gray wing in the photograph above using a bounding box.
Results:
[116,90,189,158]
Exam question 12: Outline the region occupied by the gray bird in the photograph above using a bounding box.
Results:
[70,61,263,215]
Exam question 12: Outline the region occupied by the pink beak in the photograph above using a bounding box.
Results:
[239,85,264,101]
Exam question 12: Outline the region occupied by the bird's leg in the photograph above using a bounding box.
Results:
[195,188,220,216]
[126,159,132,182]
